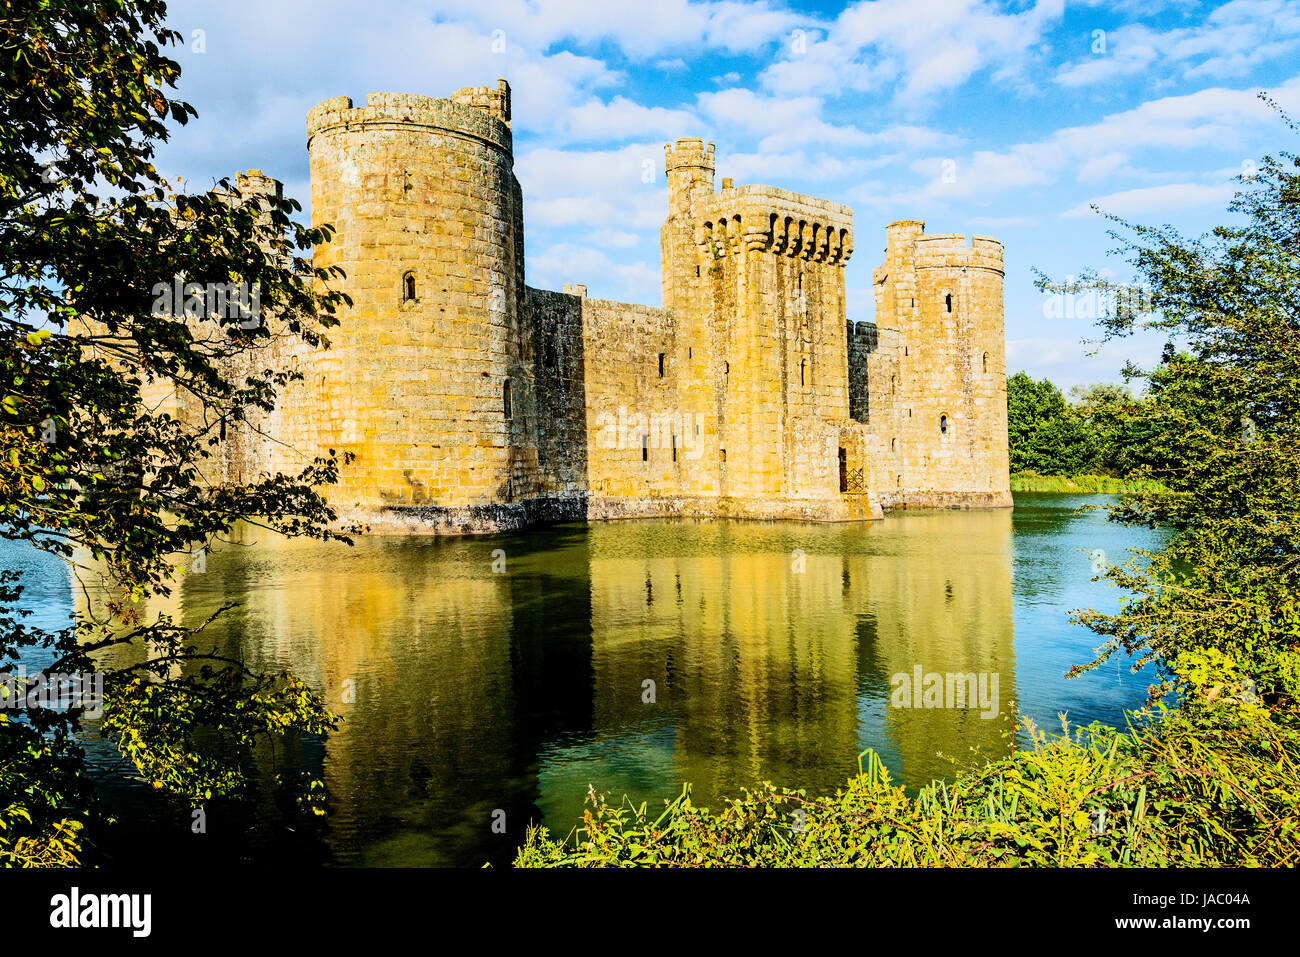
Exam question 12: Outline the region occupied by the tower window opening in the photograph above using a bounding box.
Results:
[891,375,896,394]
[724,360,729,375]
[696,265,700,277]
[944,293,952,313]
[720,448,726,464]
[982,351,989,373]
[800,357,807,388]
[890,437,896,451]
[940,414,949,435]
[658,353,666,377]
[671,435,677,462]
[503,379,512,418]
[403,272,417,302]
[642,435,649,461]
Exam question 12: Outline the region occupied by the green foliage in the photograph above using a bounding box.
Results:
[1008,372,1089,474]
[1052,100,1300,700]
[1,0,349,865]
[517,701,1299,867]
[1007,372,1153,478]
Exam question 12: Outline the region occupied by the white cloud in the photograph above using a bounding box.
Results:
[1061,182,1238,219]
[1076,152,1131,183]
[589,229,642,248]
[1006,334,1166,389]
[516,143,667,231]
[156,1,623,200]
[560,97,699,141]
[427,0,801,58]
[760,0,1065,103]
[526,243,661,303]
[895,76,1300,206]
[1055,0,1300,88]
[698,88,960,154]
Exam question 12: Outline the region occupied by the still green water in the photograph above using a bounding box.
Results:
[30,493,1161,866]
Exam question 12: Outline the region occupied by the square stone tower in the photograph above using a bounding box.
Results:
[661,137,861,517]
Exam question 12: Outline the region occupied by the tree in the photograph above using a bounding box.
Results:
[1067,381,1151,477]
[1006,371,1098,474]
[1,0,350,864]
[1038,96,1300,709]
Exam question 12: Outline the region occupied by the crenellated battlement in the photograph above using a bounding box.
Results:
[883,221,1003,275]
[451,78,511,126]
[691,186,854,264]
[913,233,1003,273]
[306,87,512,155]
[665,137,715,213]
[664,136,715,173]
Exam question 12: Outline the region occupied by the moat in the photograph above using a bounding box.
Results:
[19,493,1161,867]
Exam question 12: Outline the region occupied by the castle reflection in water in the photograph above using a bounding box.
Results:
[75,498,1155,867]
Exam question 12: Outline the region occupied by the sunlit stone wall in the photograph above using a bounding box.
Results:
[178,81,1011,534]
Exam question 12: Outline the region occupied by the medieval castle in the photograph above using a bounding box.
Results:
[149,79,1012,534]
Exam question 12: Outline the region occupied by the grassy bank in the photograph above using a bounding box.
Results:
[515,693,1300,867]
[1010,472,1167,494]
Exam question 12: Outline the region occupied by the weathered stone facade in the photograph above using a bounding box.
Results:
[188,80,1012,533]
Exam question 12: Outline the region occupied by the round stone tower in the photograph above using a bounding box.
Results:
[877,221,1010,505]
[305,81,536,528]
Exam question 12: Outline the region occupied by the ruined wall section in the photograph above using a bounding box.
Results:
[873,221,1011,509]
[211,171,325,489]
[305,86,536,531]
[74,170,324,493]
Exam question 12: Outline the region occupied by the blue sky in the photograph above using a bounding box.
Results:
[155,0,1300,389]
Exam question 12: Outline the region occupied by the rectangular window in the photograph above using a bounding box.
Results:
[642,435,649,461]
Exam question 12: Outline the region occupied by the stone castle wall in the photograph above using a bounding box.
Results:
[195,80,1010,534]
